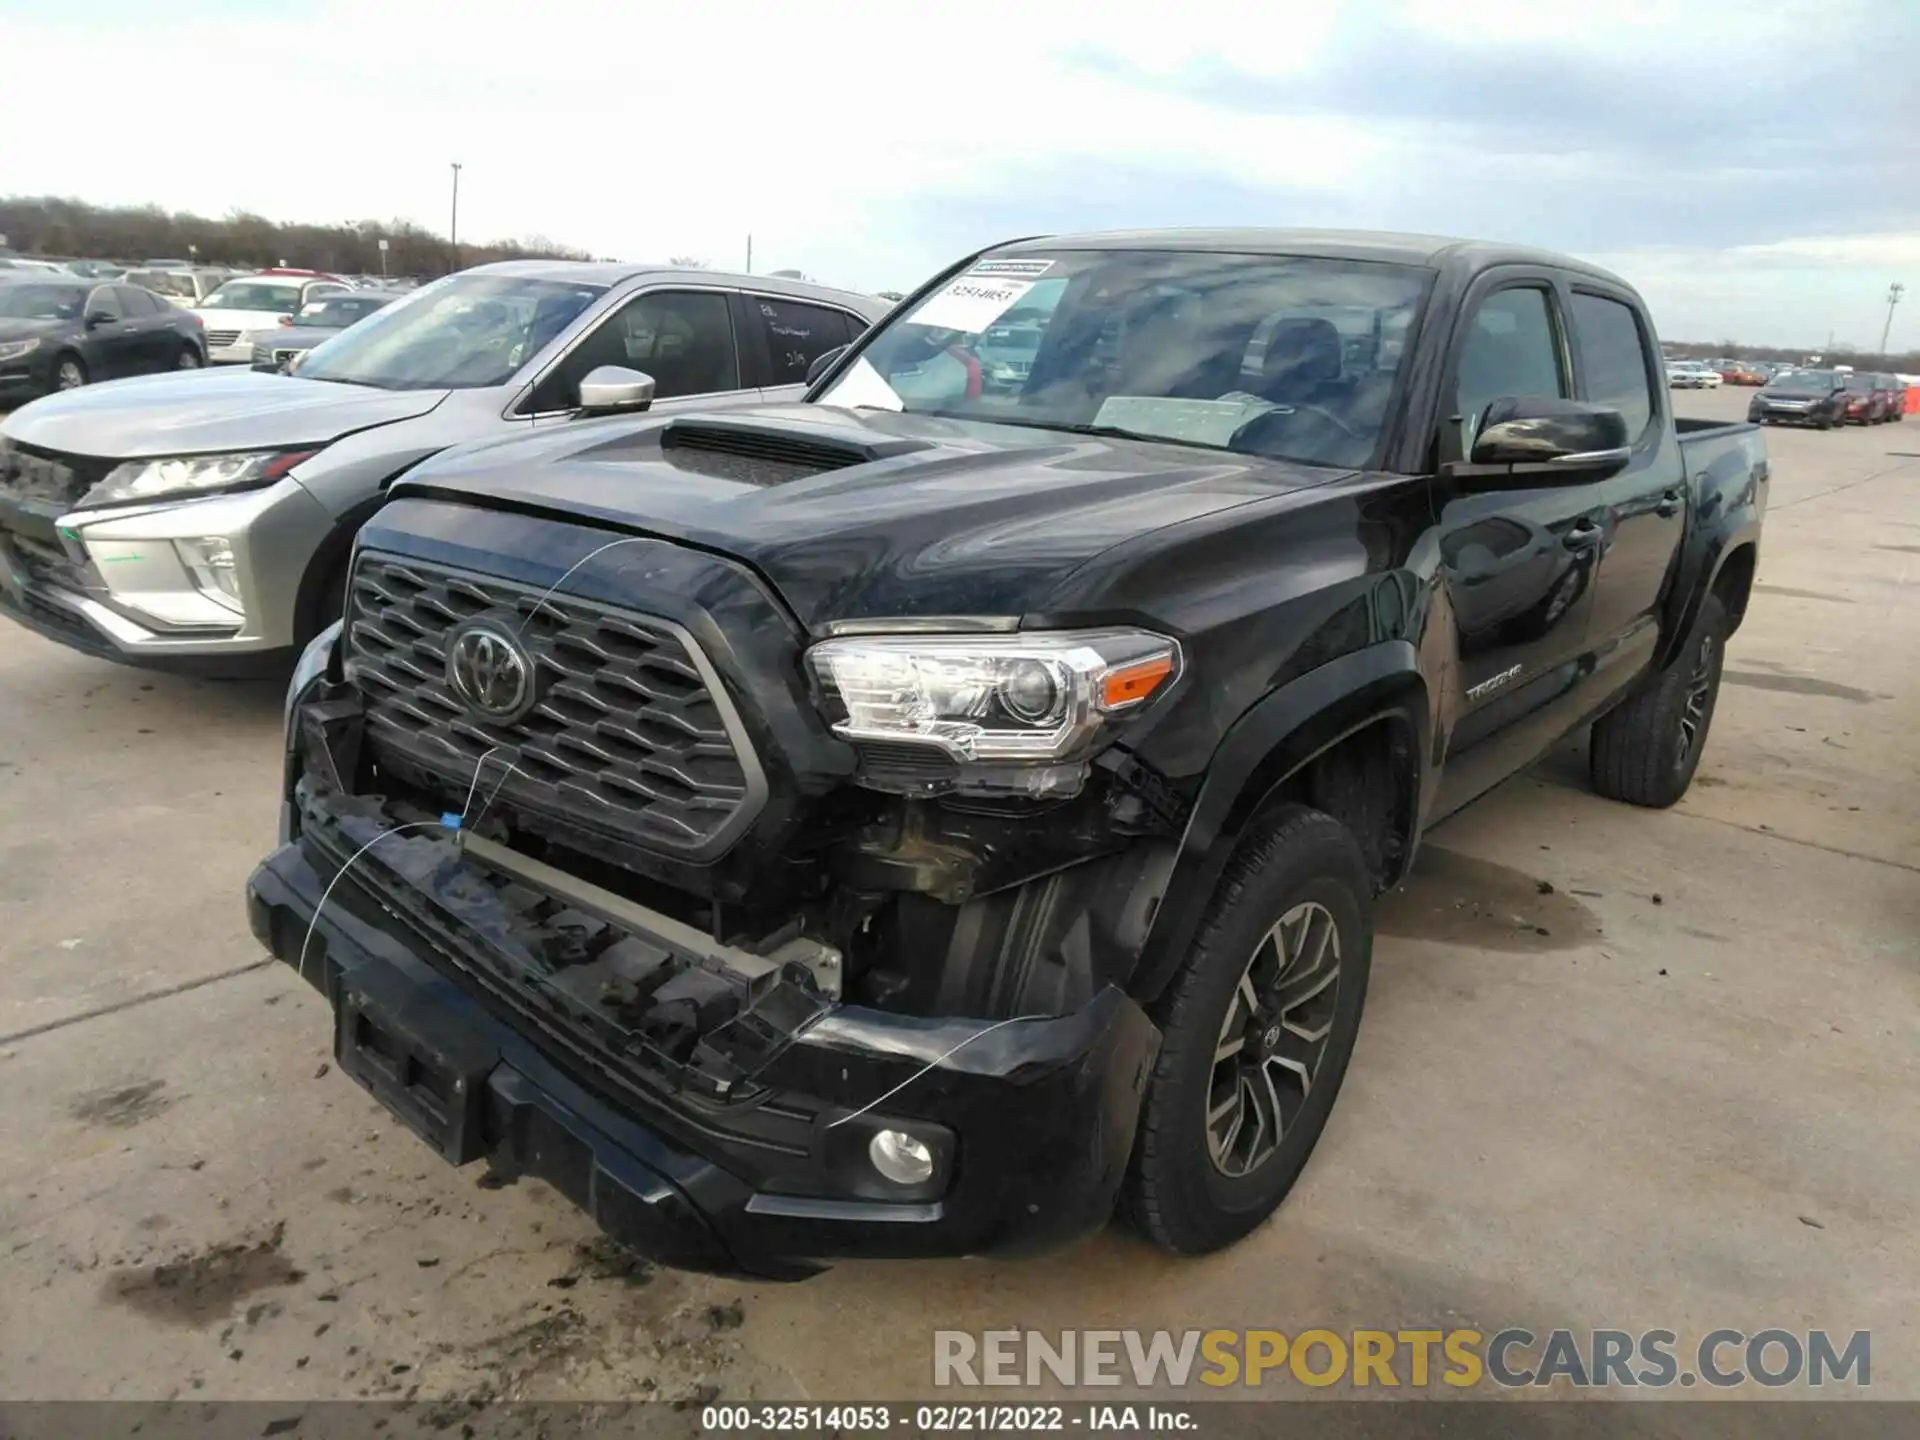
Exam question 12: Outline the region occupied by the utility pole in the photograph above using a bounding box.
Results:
[1881,282,1905,356]
[745,234,752,273]
[449,162,463,270]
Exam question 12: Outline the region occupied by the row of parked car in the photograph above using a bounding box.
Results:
[0,263,420,402]
[0,228,1772,1280]
[1746,367,1911,429]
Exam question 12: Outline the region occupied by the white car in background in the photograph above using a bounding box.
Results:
[1666,361,1722,389]
[193,270,353,363]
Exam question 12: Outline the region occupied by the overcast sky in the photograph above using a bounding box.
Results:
[5,0,1916,347]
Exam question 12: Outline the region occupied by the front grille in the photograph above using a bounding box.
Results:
[9,531,81,589]
[204,329,241,348]
[0,439,114,509]
[346,553,760,859]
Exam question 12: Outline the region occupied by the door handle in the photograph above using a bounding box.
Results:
[1563,519,1604,550]
[1655,488,1684,517]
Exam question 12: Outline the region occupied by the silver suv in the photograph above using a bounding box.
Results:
[0,262,886,675]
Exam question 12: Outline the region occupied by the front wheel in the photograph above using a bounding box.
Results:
[1590,593,1727,808]
[1122,805,1372,1254]
[54,354,88,390]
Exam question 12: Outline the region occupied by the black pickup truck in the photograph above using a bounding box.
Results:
[248,229,1767,1278]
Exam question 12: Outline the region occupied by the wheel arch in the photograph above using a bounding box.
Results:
[290,451,447,644]
[1125,642,1431,1007]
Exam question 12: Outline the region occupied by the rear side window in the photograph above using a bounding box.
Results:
[1571,292,1654,443]
[747,298,855,384]
[116,285,160,316]
[1454,286,1566,448]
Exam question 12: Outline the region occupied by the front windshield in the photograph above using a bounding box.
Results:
[1843,373,1876,390]
[0,284,87,321]
[820,249,1432,469]
[296,274,605,391]
[202,280,306,312]
[1776,370,1835,389]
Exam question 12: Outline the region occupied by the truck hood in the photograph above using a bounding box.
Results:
[392,403,1353,628]
[0,367,450,457]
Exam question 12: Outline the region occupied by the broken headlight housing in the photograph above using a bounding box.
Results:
[806,628,1180,797]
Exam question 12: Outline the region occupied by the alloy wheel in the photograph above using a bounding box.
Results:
[1206,900,1342,1178]
[56,360,85,390]
[178,348,203,369]
[1678,633,1718,768]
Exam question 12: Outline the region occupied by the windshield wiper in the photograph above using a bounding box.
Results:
[915,410,1238,454]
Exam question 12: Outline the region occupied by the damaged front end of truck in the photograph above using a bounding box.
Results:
[247,504,1178,1277]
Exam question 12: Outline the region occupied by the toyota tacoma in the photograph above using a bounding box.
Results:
[248,229,1767,1278]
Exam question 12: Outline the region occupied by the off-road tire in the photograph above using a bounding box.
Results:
[1590,593,1728,808]
[1121,804,1372,1255]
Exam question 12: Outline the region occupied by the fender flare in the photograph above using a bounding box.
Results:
[1658,518,1761,670]
[1126,641,1430,1006]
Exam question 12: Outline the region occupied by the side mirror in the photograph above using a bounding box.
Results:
[576,364,656,415]
[286,349,312,373]
[1466,396,1631,477]
[85,310,115,329]
[804,344,849,387]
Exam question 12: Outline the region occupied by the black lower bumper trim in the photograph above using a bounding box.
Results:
[246,842,1159,1278]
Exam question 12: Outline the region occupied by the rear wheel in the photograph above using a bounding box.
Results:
[176,344,204,370]
[1590,593,1727,808]
[54,354,87,390]
[1122,805,1372,1254]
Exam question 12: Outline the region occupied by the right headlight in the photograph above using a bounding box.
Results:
[806,628,1180,774]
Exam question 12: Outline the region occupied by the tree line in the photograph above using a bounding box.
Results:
[1667,338,1917,372]
[0,195,594,278]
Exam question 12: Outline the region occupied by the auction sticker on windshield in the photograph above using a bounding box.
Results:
[907,276,1034,333]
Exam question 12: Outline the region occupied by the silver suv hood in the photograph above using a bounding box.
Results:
[0,368,450,458]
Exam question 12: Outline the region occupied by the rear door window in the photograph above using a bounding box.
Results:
[744,297,856,385]
[1570,292,1655,443]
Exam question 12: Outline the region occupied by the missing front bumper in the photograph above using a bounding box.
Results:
[245,814,1159,1275]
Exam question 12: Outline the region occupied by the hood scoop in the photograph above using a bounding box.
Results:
[657,415,935,486]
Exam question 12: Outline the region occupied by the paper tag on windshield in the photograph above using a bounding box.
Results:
[907,276,1034,334]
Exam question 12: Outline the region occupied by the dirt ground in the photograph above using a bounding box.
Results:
[0,385,1914,1410]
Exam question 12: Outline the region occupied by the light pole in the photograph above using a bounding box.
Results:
[449,162,463,269]
[1881,282,1905,356]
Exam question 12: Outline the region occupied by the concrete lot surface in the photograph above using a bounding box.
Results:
[0,386,1914,1412]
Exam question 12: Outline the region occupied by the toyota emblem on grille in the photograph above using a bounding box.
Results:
[445,621,535,721]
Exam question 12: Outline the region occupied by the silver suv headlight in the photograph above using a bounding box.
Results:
[806,628,1180,789]
[81,448,319,509]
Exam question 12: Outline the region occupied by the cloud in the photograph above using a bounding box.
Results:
[2,0,1914,345]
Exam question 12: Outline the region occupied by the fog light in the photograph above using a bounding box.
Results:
[175,536,243,611]
[868,1129,935,1186]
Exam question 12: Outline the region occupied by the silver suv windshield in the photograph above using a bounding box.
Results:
[818,249,1431,469]
[296,274,605,391]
